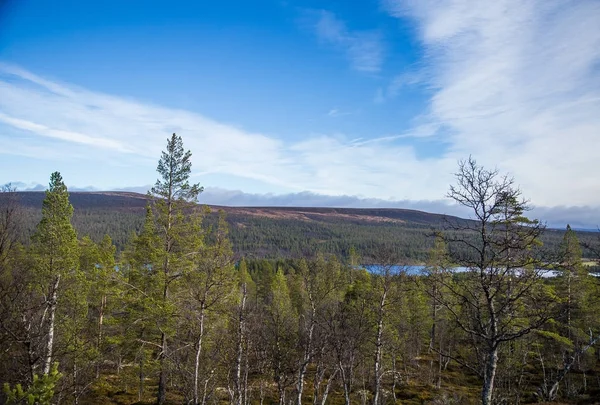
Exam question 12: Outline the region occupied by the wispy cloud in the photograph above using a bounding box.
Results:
[375,71,424,103]
[0,112,129,151]
[2,13,599,229]
[383,0,600,207]
[0,62,454,201]
[194,188,600,229]
[312,10,384,73]
[327,108,353,117]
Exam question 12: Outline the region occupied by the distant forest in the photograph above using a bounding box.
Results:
[8,190,600,265]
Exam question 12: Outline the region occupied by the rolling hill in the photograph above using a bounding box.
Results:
[5,191,597,262]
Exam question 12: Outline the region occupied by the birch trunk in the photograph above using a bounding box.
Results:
[234,284,247,405]
[372,289,387,405]
[43,275,60,375]
[194,307,206,405]
[295,305,316,405]
[481,346,498,405]
[319,368,338,405]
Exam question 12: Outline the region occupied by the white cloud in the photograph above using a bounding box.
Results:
[383,0,600,207]
[327,108,353,117]
[3,0,600,234]
[376,71,425,103]
[0,113,128,151]
[313,10,384,73]
[0,62,454,202]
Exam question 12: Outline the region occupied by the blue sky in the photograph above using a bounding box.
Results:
[1,0,600,227]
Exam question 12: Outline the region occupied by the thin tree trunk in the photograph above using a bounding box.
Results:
[259,380,265,405]
[313,369,323,405]
[295,305,316,405]
[547,334,600,401]
[194,307,206,405]
[320,368,338,405]
[339,361,352,405]
[391,354,397,402]
[158,188,173,405]
[430,283,438,351]
[243,352,249,405]
[157,330,167,405]
[278,383,285,405]
[372,290,386,405]
[138,353,144,401]
[437,339,443,389]
[234,284,247,405]
[96,294,106,378]
[43,275,60,375]
[481,346,498,405]
[313,353,326,405]
[73,362,79,405]
[201,370,213,405]
[26,339,35,383]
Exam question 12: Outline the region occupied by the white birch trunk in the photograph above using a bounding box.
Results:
[193,307,206,405]
[234,284,247,405]
[43,275,60,375]
[295,305,315,405]
[372,289,387,405]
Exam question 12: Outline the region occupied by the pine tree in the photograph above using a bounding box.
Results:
[122,205,162,402]
[31,172,79,376]
[539,225,600,400]
[150,133,203,405]
[79,235,118,378]
[3,362,62,405]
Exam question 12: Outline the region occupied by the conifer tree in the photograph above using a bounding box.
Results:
[538,225,600,400]
[150,133,203,405]
[122,205,162,401]
[31,172,79,376]
[79,234,118,378]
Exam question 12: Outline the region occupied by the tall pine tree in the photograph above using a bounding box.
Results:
[150,133,203,405]
[32,172,79,376]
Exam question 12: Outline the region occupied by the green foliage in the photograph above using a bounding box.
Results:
[151,133,203,203]
[535,330,574,348]
[3,363,62,405]
[31,171,79,280]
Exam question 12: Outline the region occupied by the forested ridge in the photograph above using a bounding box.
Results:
[1,135,599,405]
[6,191,598,264]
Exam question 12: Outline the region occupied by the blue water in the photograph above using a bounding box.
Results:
[362,265,599,278]
[362,265,468,274]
